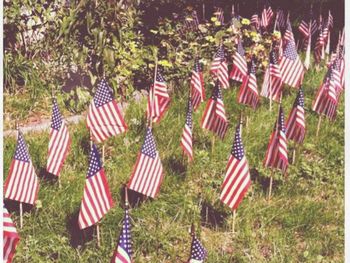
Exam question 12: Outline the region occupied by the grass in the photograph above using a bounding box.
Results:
[3,65,344,262]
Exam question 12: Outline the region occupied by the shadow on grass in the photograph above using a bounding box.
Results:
[163,156,187,178]
[118,186,148,209]
[200,201,229,229]
[66,210,94,248]
[4,199,34,213]
[251,168,283,194]
[38,168,59,185]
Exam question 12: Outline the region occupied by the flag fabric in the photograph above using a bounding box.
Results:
[190,58,205,111]
[210,45,229,89]
[261,49,283,102]
[286,88,306,144]
[128,128,164,198]
[111,209,133,263]
[238,60,259,109]
[87,78,127,143]
[230,37,247,83]
[146,69,171,123]
[276,9,286,30]
[261,6,274,28]
[251,14,260,30]
[184,11,200,31]
[201,82,228,139]
[4,131,39,205]
[214,7,224,25]
[298,10,317,39]
[46,99,71,176]
[188,235,207,263]
[264,106,288,174]
[220,124,251,211]
[279,20,305,88]
[3,207,20,263]
[78,144,114,229]
[180,98,193,161]
[314,21,328,63]
[312,56,342,120]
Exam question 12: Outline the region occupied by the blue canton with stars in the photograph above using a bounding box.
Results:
[283,40,297,60]
[248,60,256,75]
[212,82,223,101]
[156,70,166,83]
[214,45,225,61]
[190,236,207,261]
[14,131,30,162]
[185,98,193,129]
[270,50,278,65]
[87,144,103,178]
[94,78,114,108]
[51,99,63,131]
[193,58,202,73]
[278,107,286,133]
[141,128,157,159]
[118,209,132,256]
[231,125,245,160]
[294,88,305,108]
[237,38,245,56]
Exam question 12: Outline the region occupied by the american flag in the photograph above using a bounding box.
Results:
[220,124,251,211]
[184,11,200,31]
[314,21,328,63]
[191,58,205,111]
[312,56,342,120]
[111,209,133,263]
[264,106,288,174]
[147,69,171,123]
[3,206,20,263]
[279,20,305,88]
[201,82,228,139]
[78,144,114,229]
[261,49,283,102]
[251,14,260,30]
[286,88,306,144]
[261,6,274,28]
[188,235,207,263]
[180,98,193,161]
[298,10,317,39]
[210,45,229,89]
[327,10,333,28]
[46,99,71,177]
[238,60,259,109]
[128,128,164,198]
[230,37,247,83]
[4,130,39,205]
[214,7,224,25]
[276,9,286,30]
[87,78,127,143]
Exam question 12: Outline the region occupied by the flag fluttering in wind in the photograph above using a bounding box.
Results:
[279,19,305,88]
[180,98,193,161]
[214,7,224,25]
[210,45,229,89]
[147,69,171,123]
[191,58,205,111]
[261,5,274,29]
[298,11,317,40]
[264,105,289,174]
[261,49,283,102]
[314,18,328,64]
[87,78,127,143]
[46,99,71,177]
[111,208,133,263]
[78,144,113,229]
[187,233,207,263]
[3,207,20,263]
[128,128,164,198]
[201,82,228,139]
[312,55,343,120]
[230,37,247,83]
[251,14,260,30]
[238,60,259,109]
[220,123,251,211]
[275,9,286,30]
[4,130,39,205]
[286,88,306,144]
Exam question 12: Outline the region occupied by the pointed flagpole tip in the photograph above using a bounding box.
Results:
[124,184,129,208]
[15,120,19,130]
[190,223,195,236]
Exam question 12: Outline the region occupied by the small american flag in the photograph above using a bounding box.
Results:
[279,20,305,88]
[184,11,200,32]
[4,131,39,205]
[238,60,259,109]
[46,99,71,177]
[251,14,260,30]
[191,58,205,111]
[78,144,114,229]
[147,69,171,123]
[230,37,247,83]
[180,98,193,161]
[111,209,133,263]
[261,49,283,102]
[298,10,317,39]
[264,106,289,174]
[128,128,164,198]
[286,88,306,144]
[3,206,20,263]
[261,5,274,28]
[201,82,228,139]
[188,235,207,263]
[87,78,127,143]
[220,124,251,211]
[312,56,342,120]
[314,21,328,63]
[214,7,224,25]
[276,9,286,30]
[210,45,229,89]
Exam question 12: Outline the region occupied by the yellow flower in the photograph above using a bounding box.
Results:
[241,18,250,25]
[214,21,221,26]
[211,17,218,22]
[250,31,257,37]
[262,60,268,67]
[273,31,281,39]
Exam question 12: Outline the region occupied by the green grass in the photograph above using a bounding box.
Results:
[3,66,344,262]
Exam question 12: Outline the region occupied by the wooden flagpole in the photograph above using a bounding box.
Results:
[52,88,61,188]
[15,121,24,229]
[150,57,158,129]
[232,210,236,234]
[268,169,274,201]
[202,3,205,21]
[316,115,322,137]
